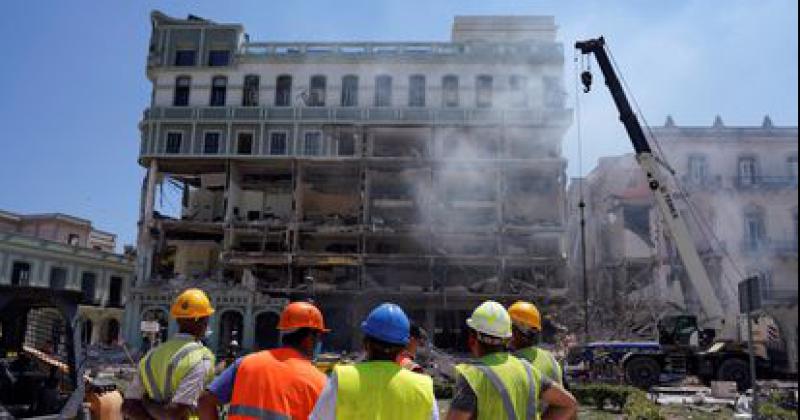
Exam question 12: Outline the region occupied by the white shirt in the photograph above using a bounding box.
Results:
[125,334,212,408]
[309,371,440,420]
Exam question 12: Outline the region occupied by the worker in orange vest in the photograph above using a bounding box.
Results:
[198,301,330,420]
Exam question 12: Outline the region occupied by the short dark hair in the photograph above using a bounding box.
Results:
[364,335,405,360]
[281,327,317,348]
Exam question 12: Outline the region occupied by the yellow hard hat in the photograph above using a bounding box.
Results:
[170,288,215,319]
[508,301,541,331]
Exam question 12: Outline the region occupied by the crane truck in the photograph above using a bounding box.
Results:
[571,37,795,390]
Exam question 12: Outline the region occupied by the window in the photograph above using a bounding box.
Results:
[208,49,230,66]
[237,132,254,155]
[476,75,493,108]
[81,272,97,303]
[275,75,292,106]
[743,209,766,250]
[174,49,196,66]
[688,155,709,184]
[49,267,67,289]
[509,75,528,108]
[442,75,459,108]
[308,75,326,107]
[738,156,758,186]
[11,261,31,286]
[303,132,322,156]
[203,132,220,154]
[210,76,227,106]
[109,276,122,307]
[788,155,798,182]
[166,132,182,154]
[67,233,80,246]
[269,132,288,155]
[409,75,426,107]
[375,75,392,107]
[341,75,359,107]
[242,75,260,107]
[173,76,191,106]
[337,133,356,156]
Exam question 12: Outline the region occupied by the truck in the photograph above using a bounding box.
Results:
[571,37,796,390]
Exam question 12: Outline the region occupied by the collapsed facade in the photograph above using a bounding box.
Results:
[0,210,133,348]
[125,12,572,353]
[568,116,798,370]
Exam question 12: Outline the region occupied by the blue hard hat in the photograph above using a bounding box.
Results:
[361,303,410,346]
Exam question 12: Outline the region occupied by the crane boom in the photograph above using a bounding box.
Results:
[575,37,728,334]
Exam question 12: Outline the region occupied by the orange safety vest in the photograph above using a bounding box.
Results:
[228,347,327,420]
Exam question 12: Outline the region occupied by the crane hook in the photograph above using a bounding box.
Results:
[581,70,593,93]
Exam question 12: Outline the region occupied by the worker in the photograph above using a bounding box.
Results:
[397,323,427,373]
[508,301,564,386]
[446,301,577,420]
[198,301,329,420]
[122,288,216,420]
[310,303,439,420]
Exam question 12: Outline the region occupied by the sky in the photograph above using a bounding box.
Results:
[0,0,796,249]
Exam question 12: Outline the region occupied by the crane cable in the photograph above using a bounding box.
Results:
[573,48,591,339]
[604,41,747,303]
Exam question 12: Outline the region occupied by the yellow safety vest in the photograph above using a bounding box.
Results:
[137,337,215,419]
[516,346,563,385]
[335,361,435,420]
[455,353,541,420]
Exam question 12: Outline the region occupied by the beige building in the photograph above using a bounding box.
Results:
[568,116,798,368]
[126,11,572,353]
[0,210,134,347]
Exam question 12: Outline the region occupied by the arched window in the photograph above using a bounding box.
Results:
[442,75,459,108]
[275,75,292,106]
[375,75,392,107]
[308,75,326,107]
[341,75,359,107]
[409,75,426,107]
[173,76,191,106]
[210,76,227,106]
[242,75,260,107]
[476,75,493,108]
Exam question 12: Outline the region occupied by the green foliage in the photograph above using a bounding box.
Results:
[571,384,664,420]
[758,401,798,420]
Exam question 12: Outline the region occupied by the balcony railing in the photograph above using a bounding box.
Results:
[733,176,798,189]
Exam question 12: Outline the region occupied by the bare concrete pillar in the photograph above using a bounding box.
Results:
[224,161,241,250]
[136,159,159,286]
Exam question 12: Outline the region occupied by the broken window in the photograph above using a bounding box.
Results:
[242,74,260,106]
[174,49,197,66]
[173,76,191,106]
[210,76,227,106]
[308,75,326,107]
[207,49,230,66]
[49,267,67,289]
[476,75,493,108]
[237,132,254,155]
[204,132,220,154]
[509,75,528,108]
[375,75,392,107]
[166,132,182,154]
[67,233,81,245]
[11,261,31,286]
[269,131,288,155]
[275,75,292,106]
[409,75,426,107]
[109,276,122,307]
[442,75,459,107]
[303,132,322,156]
[341,75,359,107]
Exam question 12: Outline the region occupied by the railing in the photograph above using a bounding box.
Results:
[740,239,799,255]
[733,176,798,189]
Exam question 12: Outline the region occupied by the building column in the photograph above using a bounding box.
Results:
[224,161,241,251]
[123,295,142,349]
[136,160,159,286]
[243,303,255,351]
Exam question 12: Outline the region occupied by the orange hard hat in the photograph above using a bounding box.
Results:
[278,301,330,332]
[508,301,542,331]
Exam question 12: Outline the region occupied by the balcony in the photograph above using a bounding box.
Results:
[733,176,798,190]
[142,105,570,126]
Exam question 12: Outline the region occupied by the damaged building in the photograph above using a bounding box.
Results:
[125,12,572,353]
[568,116,798,369]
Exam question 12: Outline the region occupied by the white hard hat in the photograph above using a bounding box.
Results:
[466,301,513,339]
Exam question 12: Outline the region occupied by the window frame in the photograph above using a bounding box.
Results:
[165,131,183,154]
[242,74,260,107]
[336,132,357,157]
[11,260,32,286]
[173,76,191,107]
[476,75,493,109]
[509,75,529,108]
[375,75,393,107]
[341,75,359,107]
[687,154,709,184]
[275,75,293,107]
[738,156,758,186]
[49,266,68,289]
[174,49,197,67]
[209,76,228,107]
[442,75,459,108]
[302,130,324,156]
[308,75,327,107]
[268,130,290,156]
[202,130,222,155]
[80,271,98,303]
[408,74,426,107]
[207,49,231,67]
[235,130,255,155]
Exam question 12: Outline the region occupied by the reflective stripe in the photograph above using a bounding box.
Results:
[143,352,164,402]
[475,365,517,420]
[164,342,203,398]
[520,360,538,420]
[229,405,291,420]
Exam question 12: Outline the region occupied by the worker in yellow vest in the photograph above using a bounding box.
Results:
[446,301,577,420]
[310,303,438,420]
[508,301,564,386]
[122,288,216,420]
